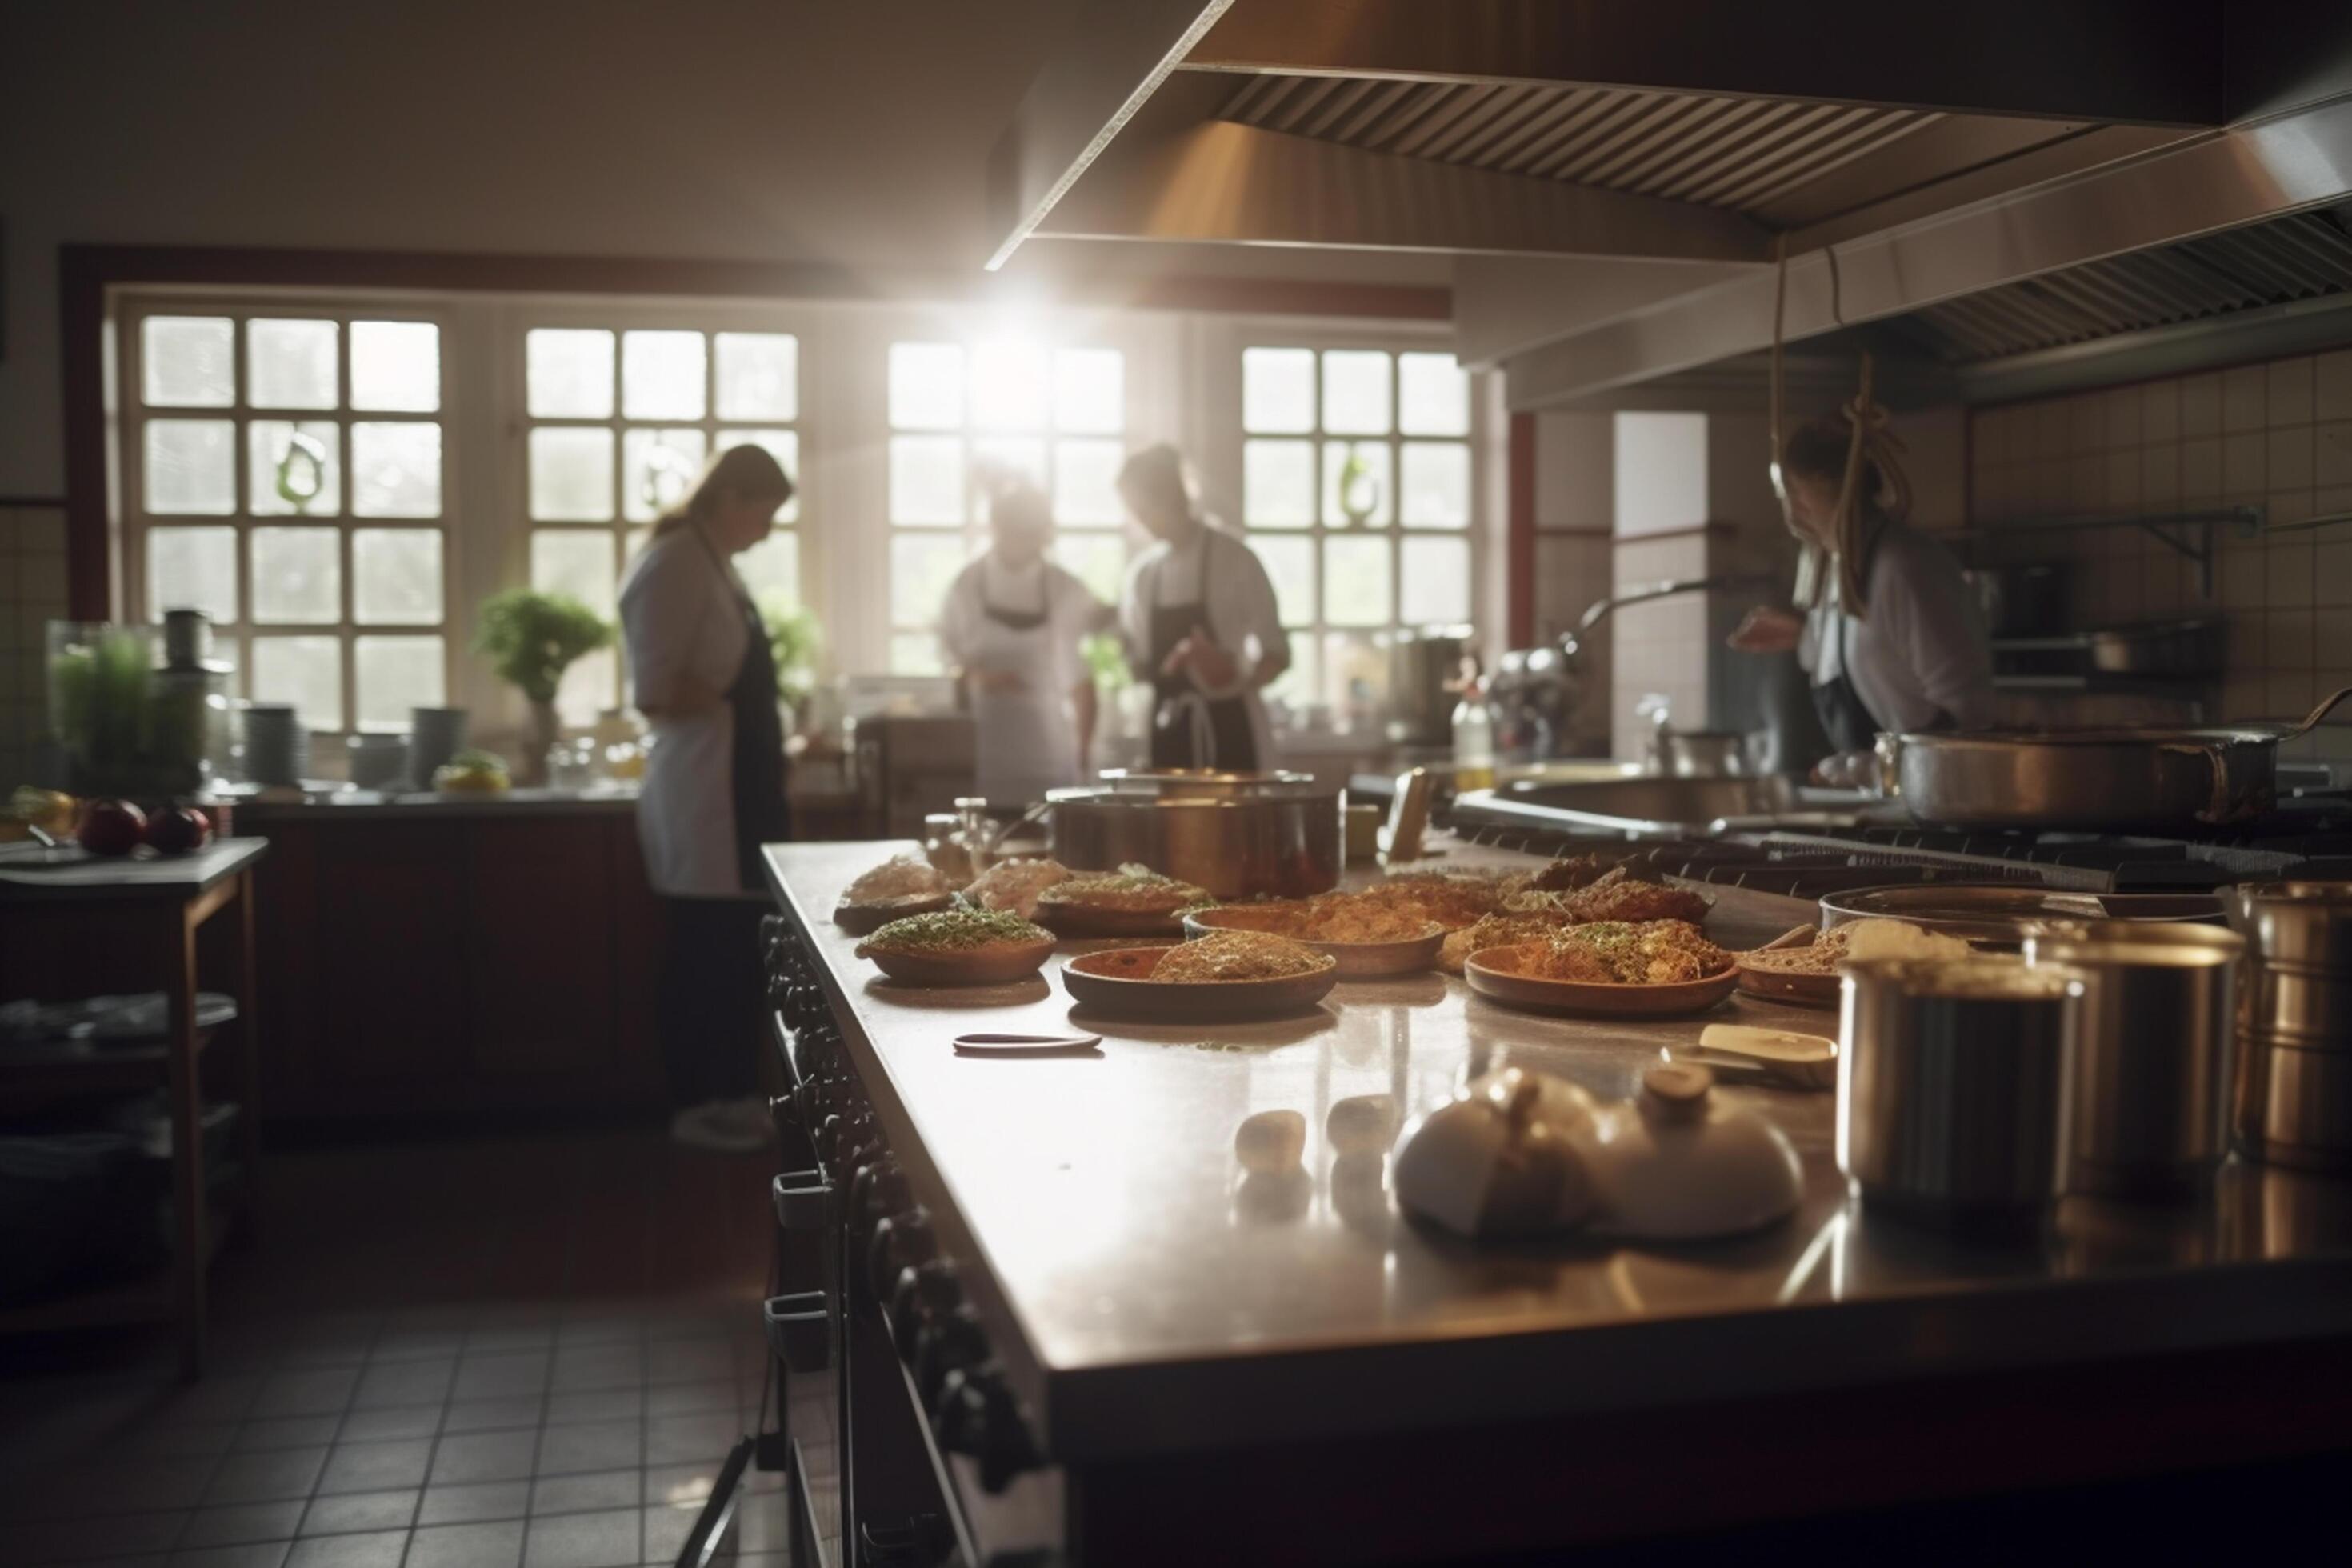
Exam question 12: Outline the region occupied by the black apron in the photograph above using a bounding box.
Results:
[979,563,1050,634]
[1810,522,1886,755]
[1147,530,1258,771]
[694,530,792,890]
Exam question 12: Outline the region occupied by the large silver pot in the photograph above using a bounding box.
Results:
[1046,770,1342,899]
[1882,687,2352,830]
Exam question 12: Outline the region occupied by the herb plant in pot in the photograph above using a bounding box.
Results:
[475,590,614,786]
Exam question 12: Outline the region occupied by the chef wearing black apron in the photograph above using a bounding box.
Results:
[1116,444,1289,771]
[618,442,795,1154]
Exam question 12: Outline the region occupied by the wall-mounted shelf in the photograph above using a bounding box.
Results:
[1950,507,2261,598]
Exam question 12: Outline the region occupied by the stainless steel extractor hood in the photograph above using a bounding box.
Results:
[986,2,2352,407]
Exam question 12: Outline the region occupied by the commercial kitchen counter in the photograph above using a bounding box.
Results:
[763,839,2352,1562]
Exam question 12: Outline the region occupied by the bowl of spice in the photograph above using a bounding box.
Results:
[855,907,1058,986]
[1466,922,1738,1017]
[1034,865,1210,937]
[1183,893,1444,978]
[1061,930,1339,1018]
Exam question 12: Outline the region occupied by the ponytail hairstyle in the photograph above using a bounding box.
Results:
[653,442,793,538]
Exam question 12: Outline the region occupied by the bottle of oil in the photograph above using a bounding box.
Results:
[1451,678,1496,793]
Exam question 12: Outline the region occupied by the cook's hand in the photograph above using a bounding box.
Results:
[970,666,1028,694]
[1159,625,1241,690]
[1727,606,1803,654]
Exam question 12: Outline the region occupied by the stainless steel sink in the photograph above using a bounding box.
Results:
[1462,774,1824,838]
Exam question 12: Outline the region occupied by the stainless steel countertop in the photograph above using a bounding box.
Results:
[765,839,2352,1462]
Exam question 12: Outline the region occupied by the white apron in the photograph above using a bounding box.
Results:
[970,571,1078,806]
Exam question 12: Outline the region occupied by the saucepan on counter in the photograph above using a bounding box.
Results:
[1041,770,1343,901]
[1875,686,2352,831]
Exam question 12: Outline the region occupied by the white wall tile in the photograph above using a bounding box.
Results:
[2269,537,2317,609]
[2143,378,2182,444]
[2223,365,2268,432]
[2269,426,2314,491]
[2224,431,2267,495]
[2270,357,2316,426]
[2318,350,2352,422]
[2183,437,2222,499]
[2182,374,2223,436]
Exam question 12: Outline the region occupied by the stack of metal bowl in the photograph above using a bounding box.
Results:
[2230,882,2352,1171]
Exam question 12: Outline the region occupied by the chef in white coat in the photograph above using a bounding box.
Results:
[1115,444,1289,771]
[938,480,1109,803]
[620,442,794,1154]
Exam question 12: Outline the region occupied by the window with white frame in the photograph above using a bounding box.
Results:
[1239,346,1474,712]
[884,338,1130,675]
[523,324,803,725]
[126,308,450,733]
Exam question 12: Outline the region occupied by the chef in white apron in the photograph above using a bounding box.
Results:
[619,442,794,1155]
[938,482,1110,804]
[1114,444,1289,770]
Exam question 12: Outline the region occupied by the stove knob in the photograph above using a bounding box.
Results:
[850,1162,906,1226]
[888,1258,962,1350]
[867,1209,937,1299]
[914,1306,990,1411]
[933,1364,1040,1493]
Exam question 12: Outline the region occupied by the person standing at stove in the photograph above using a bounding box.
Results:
[1730,411,1994,755]
[938,478,1110,804]
[620,442,795,1155]
[1115,444,1289,771]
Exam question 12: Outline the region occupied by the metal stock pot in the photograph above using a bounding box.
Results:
[1043,770,1342,899]
[1880,686,2352,830]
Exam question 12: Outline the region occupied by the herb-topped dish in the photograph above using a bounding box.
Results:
[854,906,1057,987]
[1061,930,1339,1018]
[1033,864,1210,937]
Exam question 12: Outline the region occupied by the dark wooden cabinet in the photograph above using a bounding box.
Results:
[244,809,664,1125]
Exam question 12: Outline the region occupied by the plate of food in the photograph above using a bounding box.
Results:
[1465,922,1738,1017]
[1182,893,1445,978]
[1060,931,1339,1018]
[854,907,1058,986]
[1734,918,1974,1006]
[960,856,1074,922]
[834,851,958,934]
[1033,865,1208,938]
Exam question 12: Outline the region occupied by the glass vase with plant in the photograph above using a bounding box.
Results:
[756,594,822,727]
[474,590,614,785]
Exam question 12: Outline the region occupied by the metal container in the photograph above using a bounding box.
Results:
[2236,1042,2352,1172]
[1047,770,1342,899]
[1654,730,1748,778]
[2228,881,2352,1050]
[2088,618,2225,678]
[2023,921,2242,1201]
[1886,686,2352,830]
[1838,957,2083,1234]
[1382,624,1472,748]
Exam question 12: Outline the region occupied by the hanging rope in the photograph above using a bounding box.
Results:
[1830,352,1913,618]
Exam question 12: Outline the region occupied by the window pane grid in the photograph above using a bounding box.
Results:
[1241,345,1474,707]
[524,325,802,722]
[886,340,1126,672]
[127,306,450,741]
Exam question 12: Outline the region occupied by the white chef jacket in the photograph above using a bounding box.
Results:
[1119,522,1284,769]
[1800,518,1996,734]
[938,553,1104,802]
[620,527,756,898]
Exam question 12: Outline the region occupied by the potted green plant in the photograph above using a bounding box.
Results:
[757,594,822,731]
[474,590,614,785]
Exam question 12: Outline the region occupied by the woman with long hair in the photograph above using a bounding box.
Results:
[619,442,794,1154]
[1730,414,1993,754]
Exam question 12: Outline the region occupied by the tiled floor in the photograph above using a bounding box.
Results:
[0,1131,790,1567]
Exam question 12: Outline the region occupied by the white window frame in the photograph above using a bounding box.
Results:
[506,299,821,722]
[1196,317,1488,711]
[118,294,457,737]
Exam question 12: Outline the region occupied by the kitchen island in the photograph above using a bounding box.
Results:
[762,840,2352,1566]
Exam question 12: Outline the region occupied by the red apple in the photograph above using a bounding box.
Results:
[77,798,148,856]
[145,804,212,855]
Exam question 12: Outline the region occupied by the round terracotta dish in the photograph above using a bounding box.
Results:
[834,892,954,936]
[1034,900,1190,939]
[1465,942,1740,1018]
[1733,964,1840,1007]
[1183,905,1444,979]
[854,936,1058,987]
[1060,946,1338,1019]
